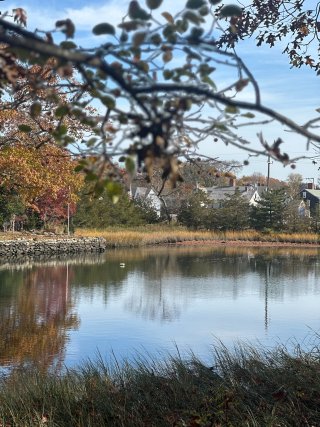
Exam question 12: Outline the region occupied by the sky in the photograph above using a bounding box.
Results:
[4,0,320,182]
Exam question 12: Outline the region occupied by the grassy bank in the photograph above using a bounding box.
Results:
[74,226,320,247]
[1,341,320,426]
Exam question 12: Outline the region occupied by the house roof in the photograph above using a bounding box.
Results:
[205,185,257,201]
[303,189,320,199]
[132,186,151,198]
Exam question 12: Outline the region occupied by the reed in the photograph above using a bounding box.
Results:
[75,227,320,247]
[0,228,319,247]
[1,339,320,426]
[75,226,218,247]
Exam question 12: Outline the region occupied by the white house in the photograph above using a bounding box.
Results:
[130,186,162,217]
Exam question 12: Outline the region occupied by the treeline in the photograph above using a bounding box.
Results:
[0,159,315,234]
[0,157,235,232]
[177,188,315,233]
[74,185,316,234]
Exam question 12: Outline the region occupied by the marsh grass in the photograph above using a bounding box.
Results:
[0,228,319,247]
[1,340,320,426]
[75,225,217,247]
[74,226,320,247]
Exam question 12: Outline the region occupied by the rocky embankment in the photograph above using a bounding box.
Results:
[0,236,107,258]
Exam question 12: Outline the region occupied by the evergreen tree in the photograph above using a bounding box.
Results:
[177,191,210,230]
[133,198,159,224]
[250,189,287,231]
[215,191,250,231]
[284,199,311,233]
[73,185,146,228]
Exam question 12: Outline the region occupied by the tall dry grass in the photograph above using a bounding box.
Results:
[75,227,320,247]
[75,226,218,247]
[0,228,318,246]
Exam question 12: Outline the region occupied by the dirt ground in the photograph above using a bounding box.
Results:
[173,239,320,248]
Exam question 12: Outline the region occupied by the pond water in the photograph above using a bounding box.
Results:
[0,245,320,372]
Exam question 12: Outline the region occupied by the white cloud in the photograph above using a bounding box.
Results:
[8,0,128,35]
[65,0,128,31]
[20,0,183,35]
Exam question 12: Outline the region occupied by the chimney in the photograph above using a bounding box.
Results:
[307,182,314,190]
[229,178,236,187]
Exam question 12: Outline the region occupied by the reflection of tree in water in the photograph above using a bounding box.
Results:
[0,247,319,369]
[107,246,320,322]
[0,264,79,373]
[71,261,128,304]
[124,276,182,322]
[113,246,320,284]
[247,252,320,302]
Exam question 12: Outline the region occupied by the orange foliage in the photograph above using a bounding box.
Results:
[0,144,83,209]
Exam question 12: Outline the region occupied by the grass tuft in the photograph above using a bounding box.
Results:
[1,340,320,426]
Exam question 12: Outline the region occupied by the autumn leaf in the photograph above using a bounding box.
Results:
[13,8,27,26]
[55,19,76,38]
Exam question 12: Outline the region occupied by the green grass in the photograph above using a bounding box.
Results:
[1,340,320,426]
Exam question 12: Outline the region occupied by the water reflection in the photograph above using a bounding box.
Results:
[0,263,79,372]
[124,274,183,322]
[107,246,320,324]
[0,245,319,371]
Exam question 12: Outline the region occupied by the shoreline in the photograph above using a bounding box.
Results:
[0,236,107,258]
[0,235,320,259]
[172,239,320,248]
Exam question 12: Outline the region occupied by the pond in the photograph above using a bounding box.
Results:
[0,245,320,372]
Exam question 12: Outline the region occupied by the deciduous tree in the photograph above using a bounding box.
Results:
[0,0,318,192]
[0,144,82,220]
[217,0,320,73]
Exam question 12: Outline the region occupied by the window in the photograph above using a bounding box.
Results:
[303,191,306,198]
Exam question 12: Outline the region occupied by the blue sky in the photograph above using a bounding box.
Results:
[5,0,320,181]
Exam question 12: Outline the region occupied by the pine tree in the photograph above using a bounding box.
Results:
[177,190,210,230]
[216,190,250,231]
[250,189,287,231]
[73,184,147,228]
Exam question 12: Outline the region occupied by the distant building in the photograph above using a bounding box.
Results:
[300,182,320,216]
[201,178,261,208]
[129,186,162,217]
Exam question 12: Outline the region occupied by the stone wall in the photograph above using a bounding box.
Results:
[0,237,107,257]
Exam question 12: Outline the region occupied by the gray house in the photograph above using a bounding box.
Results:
[300,183,320,215]
[201,179,261,208]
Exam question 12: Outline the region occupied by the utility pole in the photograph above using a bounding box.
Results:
[67,186,71,236]
[267,155,272,191]
[67,202,70,236]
